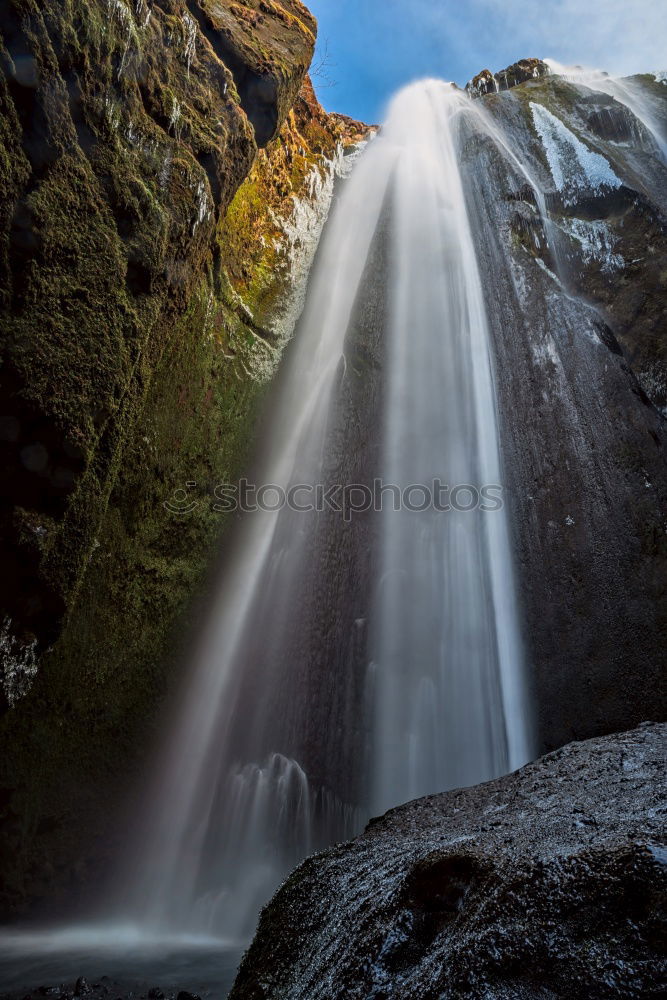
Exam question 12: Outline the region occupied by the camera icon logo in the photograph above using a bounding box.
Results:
[164,482,199,516]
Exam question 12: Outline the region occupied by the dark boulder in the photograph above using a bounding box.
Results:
[230,723,666,1000]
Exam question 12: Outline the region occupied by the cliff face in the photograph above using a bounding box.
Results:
[231,724,666,1000]
[0,0,366,913]
[456,62,667,753]
[0,0,316,664]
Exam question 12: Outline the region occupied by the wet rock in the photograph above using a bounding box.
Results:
[464,68,667,753]
[1,982,200,1000]
[230,724,666,1000]
[466,57,550,97]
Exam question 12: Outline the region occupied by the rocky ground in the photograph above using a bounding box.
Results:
[1,982,216,1000]
[230,723,666,1000]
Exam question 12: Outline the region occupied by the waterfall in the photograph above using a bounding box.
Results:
[120,132,394,941]
[545,59,667,162]
[120,79,533,942]
[369,81,531,814]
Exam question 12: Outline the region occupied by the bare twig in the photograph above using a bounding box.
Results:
[311,39,338,90]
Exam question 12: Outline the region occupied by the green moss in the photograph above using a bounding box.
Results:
[0,274,275,909]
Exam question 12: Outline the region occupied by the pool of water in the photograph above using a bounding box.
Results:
[0,927,244,999]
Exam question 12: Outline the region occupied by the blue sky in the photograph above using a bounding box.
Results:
[306,0,667,123]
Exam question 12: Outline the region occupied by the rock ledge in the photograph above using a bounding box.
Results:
[466,57,550,97]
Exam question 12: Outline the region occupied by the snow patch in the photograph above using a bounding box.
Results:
[530,102,622,204]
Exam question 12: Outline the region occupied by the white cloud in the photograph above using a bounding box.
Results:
[460,0,667,77]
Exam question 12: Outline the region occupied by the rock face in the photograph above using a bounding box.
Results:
[230,723,666,1000]
[466,58,550,98]
[0,0,367,914]
[458,68,667,755]
[0,0,314,665]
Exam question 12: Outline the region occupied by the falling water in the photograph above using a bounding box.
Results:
[115,79,533,942]
[545,59,667,162]
[369,81,532,813]
[119,133,395,941]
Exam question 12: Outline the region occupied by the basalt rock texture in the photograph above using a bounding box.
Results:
[0,0,367,914]
[458,67,667,754]
[231,723,666,1000]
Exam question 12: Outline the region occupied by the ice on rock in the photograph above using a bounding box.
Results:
[255,141,366,380]
[104,94,122,132]
[560,218,624,273]
[106,0,137,77]
[169,96,182,139]
[183,12,197,76]
[638,363,667,416]
[134,0,152,27]
[535,256,563,288]
[532,335,561,370]
[191,177,212,234]
[218,143,357,385]
[530,102,622,204]
[545,60,667,162]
